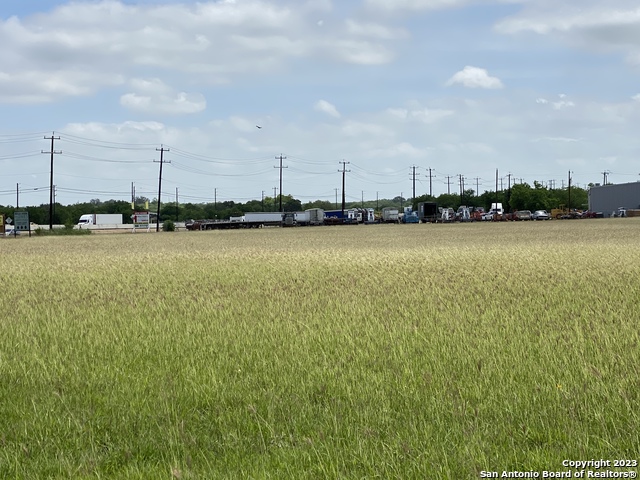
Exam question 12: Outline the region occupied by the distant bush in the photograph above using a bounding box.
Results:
[162,220,175,232]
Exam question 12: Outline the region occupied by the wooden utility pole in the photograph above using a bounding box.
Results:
[155,145,170,232]
[42,133,61,230]
[339,161,350,215]
[274,154,288,212]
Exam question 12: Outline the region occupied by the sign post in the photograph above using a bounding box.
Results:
[0,214,4,236]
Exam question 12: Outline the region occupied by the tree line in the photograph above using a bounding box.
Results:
[0,183,589,226]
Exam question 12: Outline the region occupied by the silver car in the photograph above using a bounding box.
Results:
[532,210,550,220]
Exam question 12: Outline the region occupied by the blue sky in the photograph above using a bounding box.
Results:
[1,0,639,206]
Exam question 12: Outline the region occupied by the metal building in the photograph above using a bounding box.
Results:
[588,182,640,217]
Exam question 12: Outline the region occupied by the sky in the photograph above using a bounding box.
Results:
[0,0,639,207]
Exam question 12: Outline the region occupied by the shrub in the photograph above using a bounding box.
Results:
[162,220,175,232]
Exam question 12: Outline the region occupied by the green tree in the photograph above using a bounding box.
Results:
[508,183,532,211]
[302,200,334,210]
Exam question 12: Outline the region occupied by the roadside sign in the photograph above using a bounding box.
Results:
[132,211,150,233]
[14,211,30,231]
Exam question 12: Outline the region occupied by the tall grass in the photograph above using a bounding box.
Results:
[0,220,638,478]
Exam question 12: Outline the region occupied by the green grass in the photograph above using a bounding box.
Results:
[1,220,639,479]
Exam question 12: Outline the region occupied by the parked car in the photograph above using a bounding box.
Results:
[514,210,532,221]
[532,210,550,220]
[580,210,601,219]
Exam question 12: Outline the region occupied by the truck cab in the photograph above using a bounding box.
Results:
[77,214,95,227]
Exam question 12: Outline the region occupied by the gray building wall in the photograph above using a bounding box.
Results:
[588,182,640,216]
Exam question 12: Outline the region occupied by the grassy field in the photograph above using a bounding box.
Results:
[0,220,639,479]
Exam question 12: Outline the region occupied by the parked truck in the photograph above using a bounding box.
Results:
[77,213,124,228]
[381,207,399,223]
[417,202,438,223]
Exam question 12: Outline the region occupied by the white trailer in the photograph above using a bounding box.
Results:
[382,207,399,223]
[305,208,325,225]
[243,212,283,223]
[77,213,124,228]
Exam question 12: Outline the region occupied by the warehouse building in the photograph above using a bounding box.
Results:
[588,182,640,216]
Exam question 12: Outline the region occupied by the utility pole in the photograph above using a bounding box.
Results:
[361,190,364,208]
[42,133,61,230]
[474,177,481,197]
[261,191,265,211]
[274,154,288,212]
[410,166,420,201]
[154,145,170,232]
[495,169,499,206]
[176,187,179,221]
[458,174,464,205]
[273,187,277,212]
[131,182,135,207]
[428,167,435,197]
[602,170,610,185]
[214,188,217,217]
[376,191,379,211]
[339,160,350,215]
[446,175,452,195]
[16,183,19,208]
[568,171,572,209]
[507,173,512,212]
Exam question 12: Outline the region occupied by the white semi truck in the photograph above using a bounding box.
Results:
[77,213,124,228]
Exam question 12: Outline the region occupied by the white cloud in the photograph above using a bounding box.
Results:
[120,92,206,115]
[0,70,124,103]
[386,107,454,123]
[365,0,525,14]
[120,78,206,115]
[345,20,408,40]
[446,66,504,89]
[553,100,575,110]
[535,95,575,110]
[314,100,341,118]
[496,4,640,36]
[633,94,640,101]
[0,0,401,105]
[495,2,640,64]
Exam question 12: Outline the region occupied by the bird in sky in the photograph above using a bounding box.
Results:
[256,125,262,129]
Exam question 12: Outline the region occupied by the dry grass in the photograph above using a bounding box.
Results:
[0,219,639,479]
